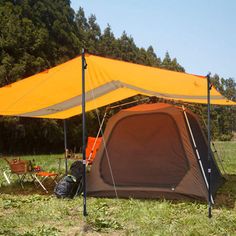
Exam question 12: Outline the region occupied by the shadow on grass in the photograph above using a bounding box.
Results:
[215,174,236,209]
[0,180,56,195]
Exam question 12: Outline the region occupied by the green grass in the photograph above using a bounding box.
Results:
[0,142,235,236]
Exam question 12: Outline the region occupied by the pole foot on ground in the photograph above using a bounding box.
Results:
[208,206,212,218]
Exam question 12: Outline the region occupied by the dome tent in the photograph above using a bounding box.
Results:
[87,103,224,201]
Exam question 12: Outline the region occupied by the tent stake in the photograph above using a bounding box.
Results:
[63,119,68,175]
[82,49,88,216]
[207,73,212,218]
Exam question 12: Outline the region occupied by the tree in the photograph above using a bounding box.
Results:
[161,52,185,72]
[146,46,161,67]
[211,75,236,140]
[0,0,81,86]
[98,24,117,57]
[75,9,101,54]
[115,31,139,62]
[75,7,89,49]
[86,14,101,53]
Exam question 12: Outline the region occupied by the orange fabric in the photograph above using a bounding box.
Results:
[86,137,102,164]
[36,172,57,177]
[126,103,172,112]
[0,54,234,120]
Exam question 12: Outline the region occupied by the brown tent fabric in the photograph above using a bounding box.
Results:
[87,103,224,201]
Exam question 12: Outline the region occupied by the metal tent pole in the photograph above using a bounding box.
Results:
[82,49,88,216]
[182,106,214,204]
[207,73,212,218]
[63,119,68,175]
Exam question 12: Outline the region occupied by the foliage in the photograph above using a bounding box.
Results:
[0,0,80,86]
[0,2,235,154]
[161,51,185,72]
[86,200,123,232]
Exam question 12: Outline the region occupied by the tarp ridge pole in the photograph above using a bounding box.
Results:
[182,105,214,204]
[82,48,88,216]
[63,119,68,175]
[207,73,212,218]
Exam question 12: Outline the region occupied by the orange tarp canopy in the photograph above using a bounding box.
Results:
[0,54,234,119]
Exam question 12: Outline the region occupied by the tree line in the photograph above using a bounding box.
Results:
[0,0,235,154]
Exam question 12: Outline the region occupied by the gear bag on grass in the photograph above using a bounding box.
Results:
[54,161,84,198]
[70,160,83,182]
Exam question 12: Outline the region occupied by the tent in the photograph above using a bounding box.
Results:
[87,103,224,201]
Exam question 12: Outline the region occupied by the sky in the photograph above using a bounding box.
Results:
[71,0,236,80]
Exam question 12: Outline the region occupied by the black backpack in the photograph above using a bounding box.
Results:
[70,161,83,182]
[54,161,84,198]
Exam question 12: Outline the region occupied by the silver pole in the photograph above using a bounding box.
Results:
[207,73,212,218]
[182,106,214,204]
[63,119,68,174]
[82,49,87,216]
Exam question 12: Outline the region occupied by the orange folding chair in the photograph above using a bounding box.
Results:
[3,158,58,192]
[33,171,58,193]
[3,158,31,188]
[86,137,102,165]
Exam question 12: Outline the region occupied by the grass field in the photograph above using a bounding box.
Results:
[0,142,235,236]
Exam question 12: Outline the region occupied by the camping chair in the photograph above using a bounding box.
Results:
[3,158,32,188]
[86,136,102,165]
[3,158,58,192]
[33,171,58,193]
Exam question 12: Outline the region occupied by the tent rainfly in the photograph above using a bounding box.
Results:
[87,103,224,201]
